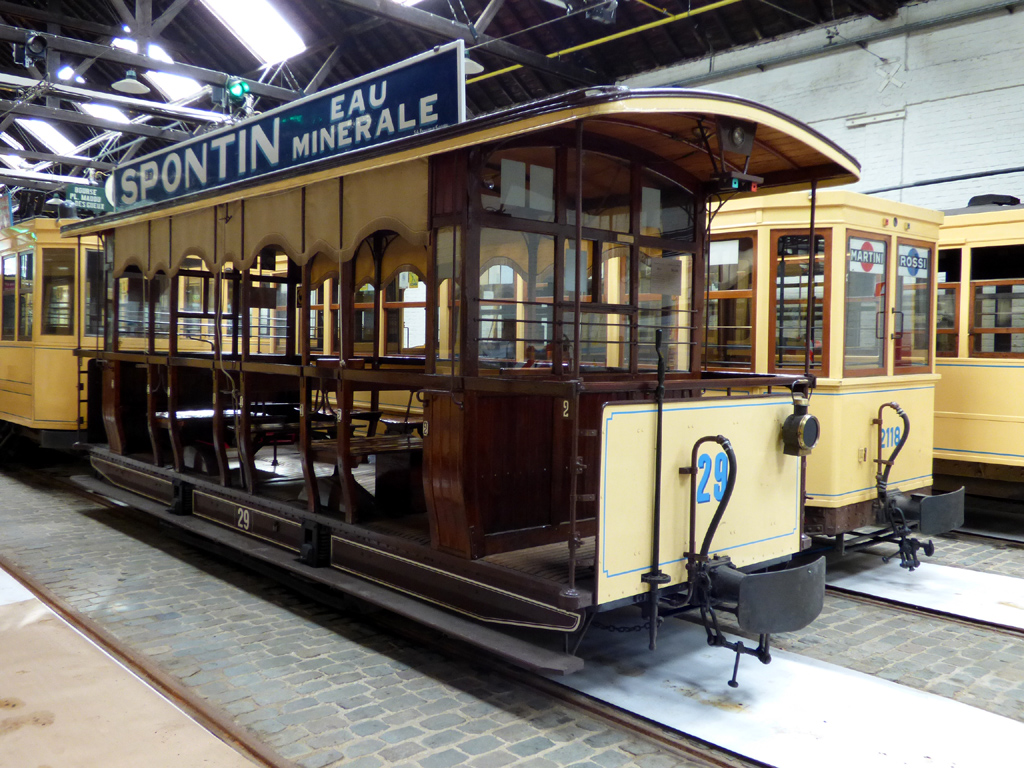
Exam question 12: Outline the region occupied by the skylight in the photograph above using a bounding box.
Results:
[15,119,77,156]
[0,134,29,169]
[201,0,306,65]
[81,104,130,123]
[112,38,203,102]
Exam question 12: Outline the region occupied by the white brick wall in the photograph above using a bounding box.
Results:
[624,0,1024,210]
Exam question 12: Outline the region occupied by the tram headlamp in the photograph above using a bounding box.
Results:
[782,393,820,457]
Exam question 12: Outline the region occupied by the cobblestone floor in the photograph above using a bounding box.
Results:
[0,467,723,768]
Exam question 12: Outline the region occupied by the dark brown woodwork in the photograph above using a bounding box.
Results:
[145,363,167,467]
[212,369,232,486]
[101,361,126,454]
[422,392,473,556]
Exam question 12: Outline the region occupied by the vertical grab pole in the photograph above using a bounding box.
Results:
[804,180,818,377]
[563,120,586,598]
[642,329,671,650]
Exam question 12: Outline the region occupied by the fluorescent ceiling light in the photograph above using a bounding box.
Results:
[57,65,86,84]
[112,38,203,101]
[201,0,306,64]
[81,103,130,123]
[16,119,77,155]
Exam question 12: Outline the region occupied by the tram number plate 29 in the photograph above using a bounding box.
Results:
[236,506,252,531]
[881,425,902,450]
[695,451,729,504]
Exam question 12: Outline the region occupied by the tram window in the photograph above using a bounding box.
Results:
[706,237,754,369]
[152,274,171,351]
[41,248,75,336]
[563,241,594,302]
[894,242,931,370]
[85,249,104,336]
[970,244,1024,355]
[638,248,692,372]
[936,248,961,358]
[936,284,959,357]
[2,254,15,340]
[478,229,553,367]
[480,147,555,223]
[938,249,962,283]
[353,281,376,355]
[639,169,695,242]
[435,227,463,372]
[384,270,426,355]
[844,235,888,373]
[17,251,32,340]
[310,284,325,355]
[772,234,826,373]
[251,282,286,355]
[567,152,631,234]
[117,269,148,345]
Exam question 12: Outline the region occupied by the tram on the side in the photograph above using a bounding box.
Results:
[934,196,1024,499]
[0,216,103,451]
[709,190,963,568]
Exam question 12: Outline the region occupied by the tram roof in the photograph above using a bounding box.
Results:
[64,86,860,237]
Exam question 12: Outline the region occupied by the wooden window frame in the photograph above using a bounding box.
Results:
[842,228,890,378]
[968,278,1024,358]
[706,231,757,372]
[893,236,935,374]
[767,228,832,378]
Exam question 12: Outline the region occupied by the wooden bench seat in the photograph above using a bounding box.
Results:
[309,434,423,463]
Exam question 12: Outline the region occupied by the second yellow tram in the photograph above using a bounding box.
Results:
[710,190,963,566]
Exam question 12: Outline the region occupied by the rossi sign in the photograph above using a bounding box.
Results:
[111,42,466,212]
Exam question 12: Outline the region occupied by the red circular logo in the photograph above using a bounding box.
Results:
[860,241,874,272]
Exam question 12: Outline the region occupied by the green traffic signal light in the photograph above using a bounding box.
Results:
[226,77,250,104]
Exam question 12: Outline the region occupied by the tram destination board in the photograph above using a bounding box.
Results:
[111,42,467,212]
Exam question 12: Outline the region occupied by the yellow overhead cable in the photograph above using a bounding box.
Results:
[467,0,745,84]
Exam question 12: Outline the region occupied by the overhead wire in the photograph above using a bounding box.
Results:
[466,0,745,84]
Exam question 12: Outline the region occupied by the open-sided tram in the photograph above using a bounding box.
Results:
[63,50,862,674]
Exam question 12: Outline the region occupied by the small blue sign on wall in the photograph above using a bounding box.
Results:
[112,41,467,212]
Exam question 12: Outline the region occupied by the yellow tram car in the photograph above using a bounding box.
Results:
[934,197,1024,498]
[0,217,103,450]
[66,54,861,672]
[710,191,963,566]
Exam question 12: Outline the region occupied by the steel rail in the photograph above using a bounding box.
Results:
[824,584,1024,640]
[0,473,301,768]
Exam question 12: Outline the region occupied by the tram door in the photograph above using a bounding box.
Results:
[768,231,829,375]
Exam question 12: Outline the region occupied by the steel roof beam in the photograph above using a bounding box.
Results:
[0,72,231,124]
[0,25,301,103]
[0,2,125,38]
[0,173,63,192]
[0,147,114,171]
[0,98,192,141]
[321,0,596,86]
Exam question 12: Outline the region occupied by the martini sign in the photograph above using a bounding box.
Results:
[848,237,887,274]
[110,42,467,212]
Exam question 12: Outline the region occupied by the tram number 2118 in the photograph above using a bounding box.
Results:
[881,426,902,451]
[696,451,729,504]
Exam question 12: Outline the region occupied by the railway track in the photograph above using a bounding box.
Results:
[13,460,762,768]
[15,459,1024,767]
[825,582,1024,640]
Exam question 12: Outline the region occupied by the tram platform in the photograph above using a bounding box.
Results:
[0,566,257,768]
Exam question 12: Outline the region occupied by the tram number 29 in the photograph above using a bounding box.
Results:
[881,425,902,450]
[696,451,729,504]
[236,507,252,531]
